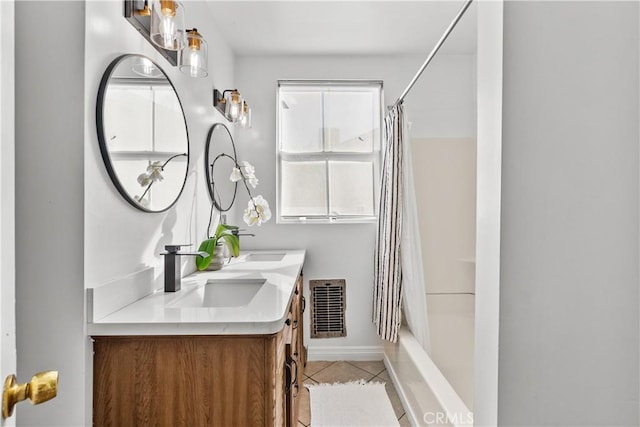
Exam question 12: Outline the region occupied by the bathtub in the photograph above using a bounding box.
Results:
[383,294,474,427]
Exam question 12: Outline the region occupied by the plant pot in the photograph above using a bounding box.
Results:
[205,245,226,271]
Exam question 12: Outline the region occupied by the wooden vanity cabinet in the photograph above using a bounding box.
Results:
[92,274,306,427]
[285,274,306,427]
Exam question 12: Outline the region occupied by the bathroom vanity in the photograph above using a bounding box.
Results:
[89,250,306,427]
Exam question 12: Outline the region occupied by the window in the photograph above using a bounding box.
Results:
[277,80,382,223]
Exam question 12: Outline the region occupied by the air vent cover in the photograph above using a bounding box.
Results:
[310,279,346,338]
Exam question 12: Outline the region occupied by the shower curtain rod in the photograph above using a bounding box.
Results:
[392,0,474,108]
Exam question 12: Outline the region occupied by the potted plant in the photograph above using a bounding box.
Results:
[195,223,240,271]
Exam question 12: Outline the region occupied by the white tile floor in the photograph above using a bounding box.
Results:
[300,360,409,427]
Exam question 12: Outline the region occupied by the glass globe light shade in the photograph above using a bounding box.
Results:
[150,0,185,51]
[179,29,208,78]
[225,90,243,123]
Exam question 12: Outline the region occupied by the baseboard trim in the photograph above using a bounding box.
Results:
[307,345,384,361]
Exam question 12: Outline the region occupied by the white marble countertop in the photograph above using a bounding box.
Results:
[88,250,305,336]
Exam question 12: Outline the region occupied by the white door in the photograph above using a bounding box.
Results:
[0,2,57,424]
[0,1,17,424]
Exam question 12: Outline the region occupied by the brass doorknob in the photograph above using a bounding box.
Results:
[2,371,58,418]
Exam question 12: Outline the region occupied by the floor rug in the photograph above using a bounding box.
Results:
[307,380,400,427]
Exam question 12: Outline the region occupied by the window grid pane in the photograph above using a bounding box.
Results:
[324,91,376,153]
[278,81,382,223]
[328,161,375,216]
[280,91,324,153]
[280,160,328,217]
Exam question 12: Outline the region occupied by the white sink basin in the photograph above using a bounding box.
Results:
[245,253,286,262]
[170,278,266,308]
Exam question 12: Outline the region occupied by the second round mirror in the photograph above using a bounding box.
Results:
[205,123,238,212]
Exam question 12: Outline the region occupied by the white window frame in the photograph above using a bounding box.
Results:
[276,80,383,224]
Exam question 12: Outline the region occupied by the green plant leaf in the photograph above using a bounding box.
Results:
[195,238,218,270]
[215,223,239,237]
[195,224,241,270]
[218,234,240,257]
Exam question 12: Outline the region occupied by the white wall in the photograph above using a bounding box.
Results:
[403,55,476,139]
[231,54,475,358]
[413,137,476,295]
[406,55,477,298]
[16,1,234,425]
[408,54,478,298]
[499,2,639,425]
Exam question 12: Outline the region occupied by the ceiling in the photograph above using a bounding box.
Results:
[205,1,477,56]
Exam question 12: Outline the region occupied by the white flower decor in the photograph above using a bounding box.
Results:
[227,160,271,227]
[229,167,242,183]
[134,153,186,208]
[247,175,259,189]
[240,161,255,176]
[147,162,164,182]
[230,162,258,188]
[243,195,272,226]
[137,161,164,187]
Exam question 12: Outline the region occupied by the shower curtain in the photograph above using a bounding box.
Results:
[373,103,430,352]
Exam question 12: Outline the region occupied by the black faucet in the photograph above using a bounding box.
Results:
[161,245,209,292]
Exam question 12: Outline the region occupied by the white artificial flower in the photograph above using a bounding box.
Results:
[137,172,151,187]
[137,161,165,188]
[230,160,259,188]
[243,210,258,226]
[147,161,164,182]
[229,167,242,182]
[240,161,255,176]
[243,195,272,226]
[248,176,259,189]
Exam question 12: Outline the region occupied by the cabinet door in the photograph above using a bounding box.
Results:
[285,343,300,427]
[287,273,306,426]
[270,330,287,427]
[93,336,270,427]
[295,273,306,368]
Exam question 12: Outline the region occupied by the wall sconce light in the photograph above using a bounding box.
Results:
[213,90,252,127]
[124,0,208,78]
[214,89,244,124]
[238,102,252,129]
[179,29,208,78]
[150,0,185,51]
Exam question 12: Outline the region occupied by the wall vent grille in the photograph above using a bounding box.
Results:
[310,279,346,338]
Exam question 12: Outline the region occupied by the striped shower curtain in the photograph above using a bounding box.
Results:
[373,103,430,350]
[373,104,405,342]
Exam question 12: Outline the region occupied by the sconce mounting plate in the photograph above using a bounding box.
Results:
[124,0,178,66]
[213,89,228,120]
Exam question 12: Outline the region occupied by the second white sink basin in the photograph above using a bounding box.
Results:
[245,252,286,262]
[170,278,266,308]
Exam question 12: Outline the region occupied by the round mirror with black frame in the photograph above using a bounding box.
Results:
[96,54,189,213]
[205,123,238,212]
